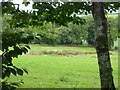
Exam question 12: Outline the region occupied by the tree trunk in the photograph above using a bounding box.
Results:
[92,2,115,90]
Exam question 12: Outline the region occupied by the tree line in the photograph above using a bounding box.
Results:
[3,14,118,49]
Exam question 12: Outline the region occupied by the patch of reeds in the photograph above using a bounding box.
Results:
[28,50,98,55]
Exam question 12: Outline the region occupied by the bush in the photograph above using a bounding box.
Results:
[107,17,118,49]
[20,17,118,47]
[85,17,95,46]
[32,22,60,45]
[59,22,88,45]
[85,16,118,48]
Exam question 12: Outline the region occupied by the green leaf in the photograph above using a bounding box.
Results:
[21,47,28,54]
[16,68,23,76]
[25,45,31,49]
[5,69,11,78]
[22,2,30,6]
[23,68,28,74]
[11,68,17,76]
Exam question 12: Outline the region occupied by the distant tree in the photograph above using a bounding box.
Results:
[107,17,118,49]
[60,22,88,45]
[85,17,95,46]
[86,16,118,48]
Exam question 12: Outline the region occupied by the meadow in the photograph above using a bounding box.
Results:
[8,45,118,88]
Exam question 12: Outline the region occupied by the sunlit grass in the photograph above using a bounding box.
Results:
[8,45,118,88]
[29,44,96,52]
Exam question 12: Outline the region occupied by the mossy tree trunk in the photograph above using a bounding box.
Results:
[92,2,115,90]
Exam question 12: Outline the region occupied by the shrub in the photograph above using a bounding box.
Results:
[31,22,60,45]
[59,22,88,45]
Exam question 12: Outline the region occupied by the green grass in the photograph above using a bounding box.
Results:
[8,45,118,88]
[75,13,118,17]
[107,13,118,18]
[29,44,96,52]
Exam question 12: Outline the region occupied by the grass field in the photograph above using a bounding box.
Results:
[29,44,96,52]
[8,45,118,88]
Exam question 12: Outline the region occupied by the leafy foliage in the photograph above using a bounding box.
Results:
[85,16,118,48]
[1,15,34,89]
[107,16,118,49]
[1,1,119,89]
[30,21,88,45]
[59,22,88,45]
[30,16,118,47]
[2,2,120,27]
[2,80,23,90]
[31,22,60,45]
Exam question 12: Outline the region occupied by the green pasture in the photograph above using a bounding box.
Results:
[8,45,118,88]
[29,44,96,52]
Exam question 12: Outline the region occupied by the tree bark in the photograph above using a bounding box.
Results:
[92,2,115,90]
